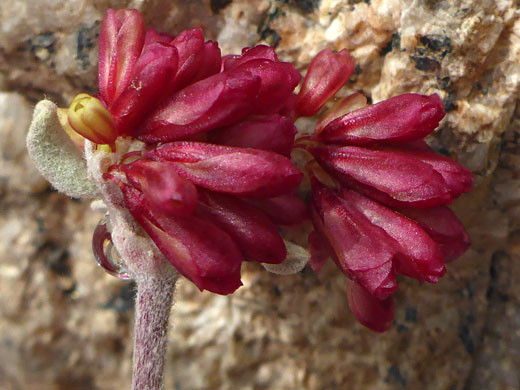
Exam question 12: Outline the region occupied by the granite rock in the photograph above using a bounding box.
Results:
[1,0,520,389]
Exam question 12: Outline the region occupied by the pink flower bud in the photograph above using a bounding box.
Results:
[119,183,243,295]
[310,180,398,300]
[295,48,355,117]
[309,145,454,208]
[317,93,446,145]
[110,42,179,134]
[118,159,198,217]
[399,206,471,262]
[223,45,279,70]
[209,114,297,156]
[346,279,394,333]
[144,142,303,198]
[136,70,261,143]
[340,188,446,282]
[98,9,145,106]
[197,190,287,264]
[170,28,221,91]
[234,59,301,115]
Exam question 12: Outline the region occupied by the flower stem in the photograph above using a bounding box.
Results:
[132,276,177,390]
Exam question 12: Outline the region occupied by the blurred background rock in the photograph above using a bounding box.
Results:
[1,0,519,389]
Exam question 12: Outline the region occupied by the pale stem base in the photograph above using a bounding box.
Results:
[132,276,176,390]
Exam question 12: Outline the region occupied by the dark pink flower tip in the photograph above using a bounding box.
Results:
[98,9,146,106]
[309,180,397,300]
[234,59,302,115]
[316,93,446,145]
[346,279,394,332]
[340,188,446,282]
[223,45,279,70]
[309,145,455,208]
[246,192,308,226]
[209,114,297,156]
[110,42,179,135]
[374,146,473,199]
[197,190,287,264]
[295,48,355,118]
[399,206,471,262]
[169,27,219,91]
[135,70,261,143]
[143,141,303,198]
[119,183,243,295]
[118,159,198,217]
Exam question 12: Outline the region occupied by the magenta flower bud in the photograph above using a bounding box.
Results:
[309,144,457,208]
[209,114,297,156]
[234,59,302,115]
[310,180,398,300]
[197,190,287,264]
[295,48,355,117]
[98,9,145,106]
[169,28,221,91]
[136,70,261,143]
[374,146,473,199]
[340,188,446,283]
[119,183,243,295]
[346,279,394,333]
[118,159,198,217]
[190,41,222,83]
[110,42,179,135]
[223,45,279,70]
[144,141,303,198]
[399,206,471,262]
[317,93,446,145]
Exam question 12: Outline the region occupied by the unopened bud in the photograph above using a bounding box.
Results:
[68,94,117,144]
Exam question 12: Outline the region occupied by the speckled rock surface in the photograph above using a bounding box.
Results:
[1,0,519,389]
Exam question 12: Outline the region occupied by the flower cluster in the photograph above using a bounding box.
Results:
[291,50,473,331]
[27,8,473,333]
[70,9,308,294]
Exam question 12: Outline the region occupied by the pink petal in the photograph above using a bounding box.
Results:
[295,48,355,117]
[346,279,394,332]
[136,70,261,143]
[197,190,287,264]
[310,181,398,299]
[119,183,243,295]
[144,142,303,198]
[317,93,446,145]
[340,188,446,282]
[309,145,453,208]
[98,9,145,106]
[234,59,301,115]
[209,114,297,156]
[118,159,197,217]
[246,192,308,225]
[109,42,179,134]
[399,206,471,262]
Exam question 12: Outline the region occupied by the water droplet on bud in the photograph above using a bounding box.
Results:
[92,215,131,280]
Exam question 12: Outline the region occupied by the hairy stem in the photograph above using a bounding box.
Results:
[132,276,177,390]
